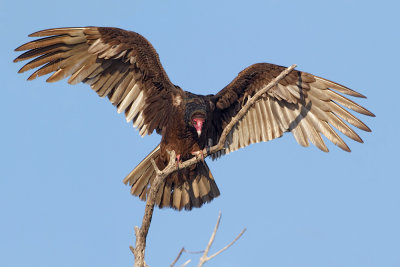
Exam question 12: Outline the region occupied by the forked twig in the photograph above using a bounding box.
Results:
[206,229,246,262]
[170,247,186,267]
[170,212,246,267]
[180,259,192,267]
[171,247,204,267]
[198,212,246,267]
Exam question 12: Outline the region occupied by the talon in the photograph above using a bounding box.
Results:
[191,150,205,162]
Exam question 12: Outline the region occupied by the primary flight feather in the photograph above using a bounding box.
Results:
[14,26,374,210]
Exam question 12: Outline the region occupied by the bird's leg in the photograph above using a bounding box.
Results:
[176,154,182,169]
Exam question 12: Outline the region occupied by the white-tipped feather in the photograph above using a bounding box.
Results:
[109,73,134,105]
[89,41,110,55]
[127,90,145,122]
[133,111,145,128]
[328,101,369,131]
[282,105,304,146]
[325,89,371,115]
[286,84,301,99]
[97,68,127,97]
[87,39,102,53]
[123,145,160,185]
[68,57,100,85]
[98,45,120,59]
[139,125,149,137]
[115,50,127,59]
[47,53,92,83]
[117,83,139,113]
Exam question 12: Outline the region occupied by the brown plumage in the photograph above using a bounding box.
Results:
[14,26,374,210]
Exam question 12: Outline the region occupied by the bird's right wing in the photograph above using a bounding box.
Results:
[15,27,183,136]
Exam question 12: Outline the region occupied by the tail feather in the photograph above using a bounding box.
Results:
[123,145,159,186]
[123,144,220,211]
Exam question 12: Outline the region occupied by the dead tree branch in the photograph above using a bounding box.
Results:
[201,211,222,263]
[171,248,204,267]
[180,259,192,267]
[204,228,246,263]
[170,247,186,267]
[169,247,204,267]
[130,64,297,266]
[170,212,246,267]
[198,212,246,267]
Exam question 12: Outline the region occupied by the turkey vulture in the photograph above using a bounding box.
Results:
[14,27,374,211]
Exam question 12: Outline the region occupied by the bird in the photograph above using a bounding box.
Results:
[14,26,374,211]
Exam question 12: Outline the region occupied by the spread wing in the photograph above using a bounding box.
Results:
[209,63,374,158]
[14,27,183,136]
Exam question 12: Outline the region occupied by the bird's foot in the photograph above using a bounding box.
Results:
[176,154,182,169]
[191,149,205,162]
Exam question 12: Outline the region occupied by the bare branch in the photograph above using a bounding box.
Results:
[197,213,246,267]
[201,211,222,262]
[130,64,297,266]
[207,228,246,261]
[185,250,204,254]
[171,247,205,267]
[180,259,192,267]
[170,247,185,267]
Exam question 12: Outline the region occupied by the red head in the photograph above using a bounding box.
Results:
[191,114,205,137]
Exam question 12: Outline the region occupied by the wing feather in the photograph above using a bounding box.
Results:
[210,63,373,158]
[68,56,100,85]
[108,72,135,105]
[47,53,93,83]
[328,101,371,132]
[302,111,329,152]
[283,104,308,147]
[15,26,182,135]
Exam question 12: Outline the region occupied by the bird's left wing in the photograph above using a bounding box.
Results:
[14,27,183,136]
[208,63,374,159]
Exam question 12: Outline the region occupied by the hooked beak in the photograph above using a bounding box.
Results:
[193,118,204,137]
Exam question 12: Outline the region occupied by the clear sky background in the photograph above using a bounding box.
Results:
[1,0,399,266]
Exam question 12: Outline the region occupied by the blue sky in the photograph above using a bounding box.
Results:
[1,0,399,266]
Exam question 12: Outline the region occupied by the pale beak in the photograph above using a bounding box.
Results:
[193,118,204,137]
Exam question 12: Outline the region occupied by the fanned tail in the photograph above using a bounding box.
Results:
[123,144,220,211]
